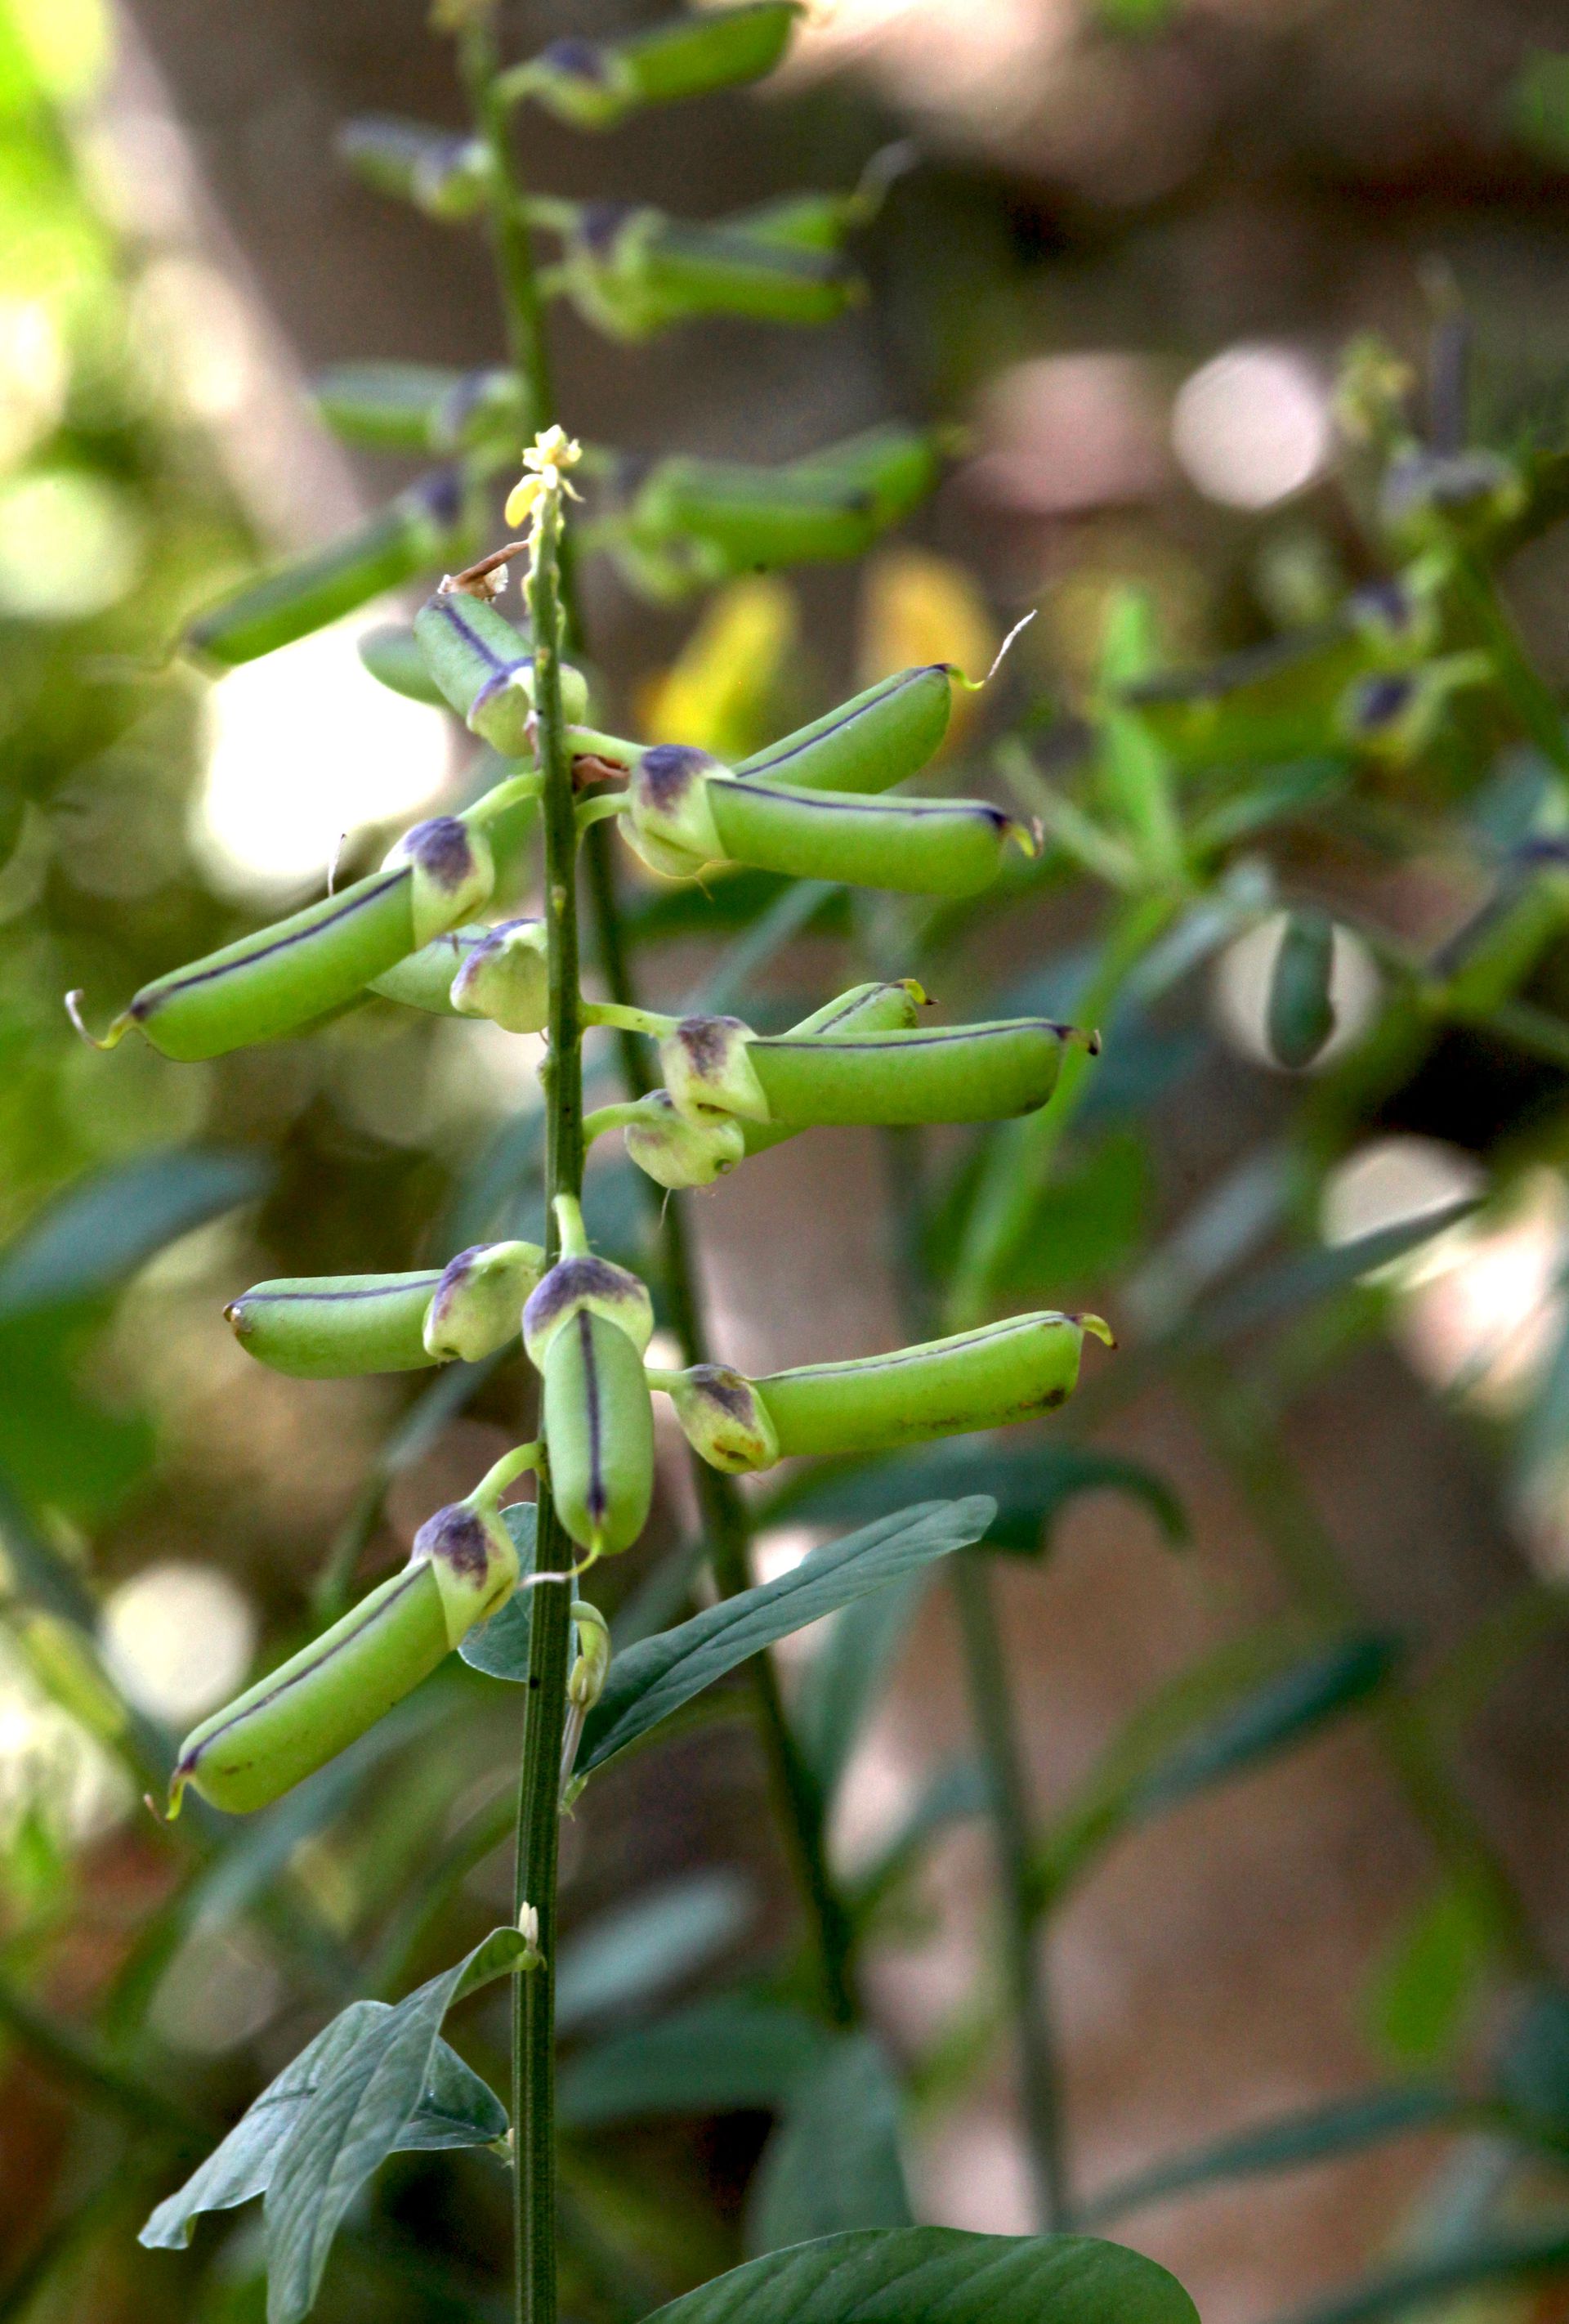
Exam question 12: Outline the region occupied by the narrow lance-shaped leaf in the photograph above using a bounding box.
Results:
[559,1995,831,2128]
[0,1150,270,1323]
[744,2035,913,2256]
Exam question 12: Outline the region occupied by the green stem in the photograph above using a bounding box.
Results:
[950,1552,1071,2230]
[510,500,579,2324]
[1449,552,1569,781]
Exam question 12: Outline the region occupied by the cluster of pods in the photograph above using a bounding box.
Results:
[79,580,1111,1820]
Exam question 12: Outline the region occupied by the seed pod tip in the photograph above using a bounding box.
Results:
[1075,1312,1116,1350]
[65,990,129,1051]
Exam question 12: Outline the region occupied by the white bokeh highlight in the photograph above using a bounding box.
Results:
[101,1561,257,1725]
[1173,344,1331,510]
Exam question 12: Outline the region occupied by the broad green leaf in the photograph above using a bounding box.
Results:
[1080,2084,1463,2225]
[0,1149,269,1321]
[745,2035,912,2255]
[559,1995,829,2128]
[556,1870,753,2037]
[260,1927,529,2322]
[571,1500,996,1772]
[459,1502,539,1680]
[641,2227,1199,2324]
[140,2001,504,2250]
[762,1443,1183,1561]
[1366,1876,1500,2067]
[1033,1631,1396,1908]
[795,1574,928,1799]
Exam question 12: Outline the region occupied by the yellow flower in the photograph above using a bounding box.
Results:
[504,425,583,528]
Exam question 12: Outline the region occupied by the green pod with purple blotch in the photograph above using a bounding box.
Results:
[336,114,491,219]
[369,924,493,1012]
[736,665,954,795]
[315,362,523,457]
[71,780,529,1061]
[619,745,1035,894]
[660,1014,1084,1131]
[168,1493,518,1816]
[414,588,589,755]
[186,472,467,667]
[622,979,924,1187]
[369,916,548,1028]
[504,2,801,128]
[554,203,856,342]
[524,1243,655,1561]
[658,1311,1112,1472]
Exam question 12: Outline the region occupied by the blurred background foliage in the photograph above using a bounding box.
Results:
[18,0,1569,2319]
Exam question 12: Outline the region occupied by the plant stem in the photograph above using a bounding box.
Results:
[510,499,579,2324]
[950,1554,1071,2228]
[460,11,855,2032]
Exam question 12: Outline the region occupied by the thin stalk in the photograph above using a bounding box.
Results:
[460,12,855,2029]
[950,1552,1071,2228]
[510,499,579,2324]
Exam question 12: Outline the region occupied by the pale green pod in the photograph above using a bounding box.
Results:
[169,1497,517,1816]
[659,1015,770,1123]
[735,665,954,795]
[186,472,467,667]
[449,916,549,1032]
[556,204,855,342]
[523,1252,655,1366]
[622,979,926,1186]
[369,925,493,1014]
[542,1308,655,1559]
[413,589,589,755]
[336,114,491,220]
[226,1271,443,1377]
[746,1018,1080,1127]
[508,3,800,129]
[315,362,521,457]
[422,1239,546,1363]
[785,423,943,531]
[359,624,449,707]
[619,745,1032,894]
[659,1311,1113,1471]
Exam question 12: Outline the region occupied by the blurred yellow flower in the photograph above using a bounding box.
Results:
[858,546,995,743]
[503,424,583,529]
[639,575,798,759]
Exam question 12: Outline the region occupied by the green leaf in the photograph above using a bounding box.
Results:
[1366,1875,1499,2067]
[794,1574,928,1799]
[745,2035,913,2256]
[1191,1202,1478,1346]
[458,1502,539,1680]
[1033,1631,1396,1906]
[0,1149,269,1321]
[559,1995,830,2128]
[556,1870,753,2037]
[641,2228,1199,2324]
[140,2001,506,2251]
[1497,1987,1569,2139]
[762,1444,1183,1561]
[1080,2084,1464,2226]
[260,1927,529,2322]
[1269,2223,1569,2324]
[570,1500,996,1772]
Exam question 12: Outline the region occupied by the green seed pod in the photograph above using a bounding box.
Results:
[423,1238,547,1363]
[1379,448,1526,547]
[414,588,590,755]
[227,1270,444,1377]
[186,472,468,667]
[169,1491,518,1816]
[659,1311,1112,1471]
[619,746,1034,894]
[556,204,856,341]
[523,1249,655,1368]
[735,665,954,795]
[567,1600,612,1713]
[657,1012,1078,1131]
[336,114,492,219]
[449,916,550,1032]
[1266,911,1337,1070]
[731,190,861,255]
[622,979,926,1186]
[75,793,514,1061]
[1334,653,1489,763]
[508,4,800,129]
[369,925,491,1011]
[541,1308,655,1559]
[359,625,449,707]
[785,423,943,531]
[315,362,522,456]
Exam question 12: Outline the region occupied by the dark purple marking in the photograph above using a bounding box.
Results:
[688,1364,756,1420]
[414,1502,492,1583]
[578,1310,607,1525]
[234,1273,440,1310]
[676,1015,746,1079]
[406,817,479,893]
[540,34,610,80]
[525,1253,639,1339]
[1350,673,1415,730]
[726,778,1008,831]
[416,467,464,527]
[427,591,520,683]
[637,744,721,813]
[578,202,635,256]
